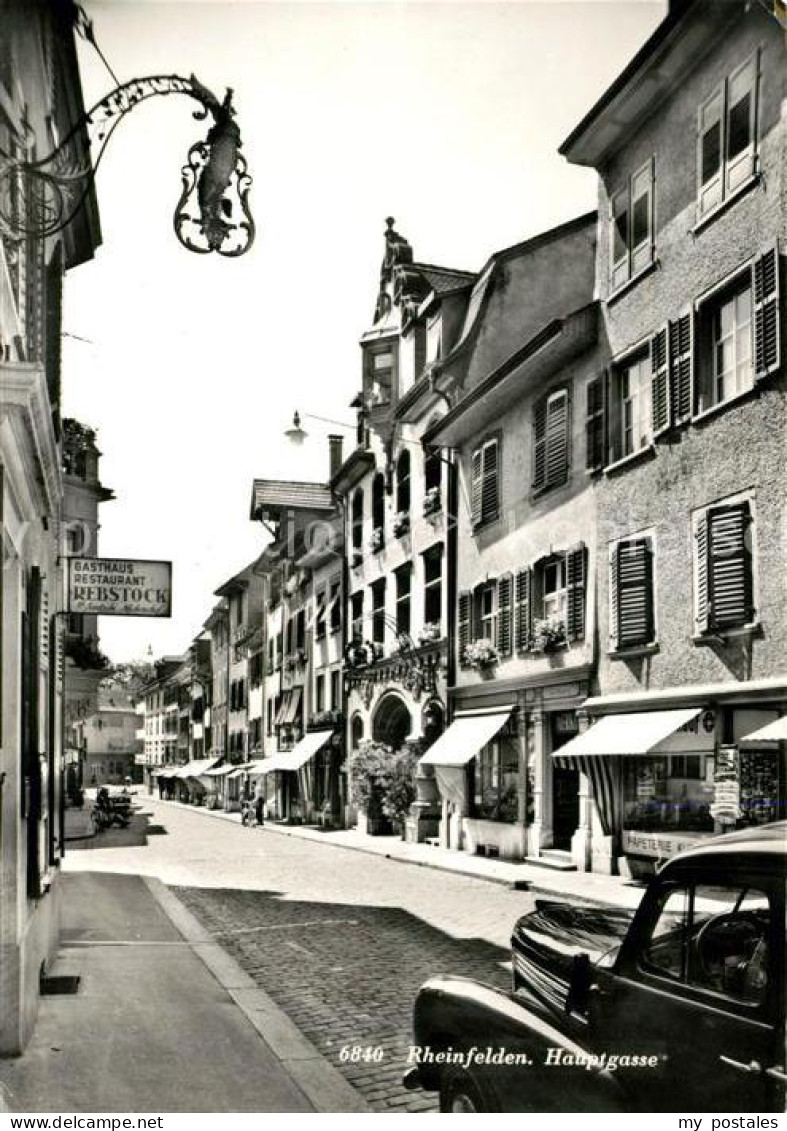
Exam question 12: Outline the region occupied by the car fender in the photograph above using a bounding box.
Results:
[408,975,627,1112]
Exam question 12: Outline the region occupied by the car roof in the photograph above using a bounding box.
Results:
[662,821,787,875]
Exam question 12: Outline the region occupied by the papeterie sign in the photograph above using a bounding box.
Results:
[67,558,172,618]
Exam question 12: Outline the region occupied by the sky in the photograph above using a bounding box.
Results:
[61,0,665,663]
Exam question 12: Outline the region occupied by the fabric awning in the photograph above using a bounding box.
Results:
[419,707,513,767]
[203,763,234,777]
[740,716,787,743]
[228,761,267,778]
[259,731,332,774]
[552,708,702,761]
[281,686,302,726]
[176,758,221,779]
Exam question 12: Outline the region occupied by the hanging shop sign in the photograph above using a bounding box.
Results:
[67,558,172,618]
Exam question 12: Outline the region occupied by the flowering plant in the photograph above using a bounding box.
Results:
[531,617,567,652]
[463,639,499,670]
[417,622,441,645]
[423,487,442,516]
[369,527,384,553]
[392,511,410,538]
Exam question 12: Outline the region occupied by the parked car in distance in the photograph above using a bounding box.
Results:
[403,822,786,1112]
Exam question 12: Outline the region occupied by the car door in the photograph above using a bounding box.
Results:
[588,872,784,1112]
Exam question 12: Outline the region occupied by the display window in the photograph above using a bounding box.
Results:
[471,736,519,823]
[623,755,714,834]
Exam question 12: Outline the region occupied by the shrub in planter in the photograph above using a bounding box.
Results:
[381,745,420,831]
[350,741,394,823]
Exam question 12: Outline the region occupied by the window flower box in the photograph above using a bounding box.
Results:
[393,512,410,538]
[369,527,384,553]
[463,640,499,672]
[531,617,567,653]
[423,487,442,517]
[417,622,441,645]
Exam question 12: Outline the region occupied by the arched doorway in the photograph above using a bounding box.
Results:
[372,694,411,750]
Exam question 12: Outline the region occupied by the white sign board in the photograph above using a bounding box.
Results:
[67,558,172,618]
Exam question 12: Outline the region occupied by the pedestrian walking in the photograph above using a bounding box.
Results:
[253,781,266,827]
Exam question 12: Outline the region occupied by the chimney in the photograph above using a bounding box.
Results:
[328,434,344,480]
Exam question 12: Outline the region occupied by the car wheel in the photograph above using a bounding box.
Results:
[439,1069,497,1113]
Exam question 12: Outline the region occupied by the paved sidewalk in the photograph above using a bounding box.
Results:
[153,794,646,911]
[0,870,366,1113]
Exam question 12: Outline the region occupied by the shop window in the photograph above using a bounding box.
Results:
[329,578,341,633]
[470,436,499,529]
[422,543,443,628]
[395,563,411,638]
[610,158,654,291]
[371,578,386,646]
[694,497,755,635]
[315,674,325,713]
[623,756,712,837]
[351,590,364,643]
[610,535,656,651]
[641,882,770,1005]
[533,387,570,493]
[352,488,364,551]
[471,737,519,823]
[697,52,758,219]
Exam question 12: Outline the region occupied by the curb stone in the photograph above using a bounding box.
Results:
[143,876,371,1114]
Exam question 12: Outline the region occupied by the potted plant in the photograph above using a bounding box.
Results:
[392,511,410,538]
[417,622,441,646]
[531,616,567,653]
[463,639,499,673]
[381,746,419,839]
[369,527,384,553]
[350,741,394,835]
[423,486,442,517]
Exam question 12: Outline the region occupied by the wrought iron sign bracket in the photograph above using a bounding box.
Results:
[0,73,255,257]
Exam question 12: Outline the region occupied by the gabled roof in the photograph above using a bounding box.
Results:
[250,479,334,521]
[412,263,476,296]
[214,563,252,598]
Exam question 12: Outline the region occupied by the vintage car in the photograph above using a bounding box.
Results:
[403,822,786,1112]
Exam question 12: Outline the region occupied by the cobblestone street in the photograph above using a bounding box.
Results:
[67,796,537,1111]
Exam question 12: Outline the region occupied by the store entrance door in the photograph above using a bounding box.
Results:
[551,712,580,851]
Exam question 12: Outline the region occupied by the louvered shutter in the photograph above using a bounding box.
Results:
[545,391,569,488]
[754,246,780,380]
[708,503,754,630]
[481,439,499,524]
[694,514,709,634]
[585,374,607,471]
[669,310,694,423]
[565,545,587,641]
[698,88,724,216]
[533,401,547,490]
[650,326,670,435]
[515,569,532,652]
[470,448,483,526]
[616,538,654,649]
[608,546,619,648]
[458,591,472,664]
[498,573,513,657]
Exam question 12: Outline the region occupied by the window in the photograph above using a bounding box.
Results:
[698,53,758,218]
[395,450,411,515]
[285,619,293,656]
[368,347,394,406]
[351,488,363,551]
[315,674,325,713]
[395,564,411,637]
[609,352,651,463]
[610,158,654,290]
[423,544,443,628]
[314,589,326,640]
[296,609,305,651]
[329,578,341,633]
[610,536,655,651]
[426,311,442,367]
[533,387,569,492]
[694,498,755,634]
[542,557,567,621]
[371,579,386,646]
[372,473,385,547]
[351,591,364,643]
[275,631,282,669]
[471,436,499,528]
[641,883,770,1005]
[476,582,497,647]
[330,670,340,710]
[351,714,364,750]
[472,736,520,823]
[424,447,441,492]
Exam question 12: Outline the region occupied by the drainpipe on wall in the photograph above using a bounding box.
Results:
[446,448,458,726]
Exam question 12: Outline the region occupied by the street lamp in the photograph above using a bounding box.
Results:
[0,73,255,257]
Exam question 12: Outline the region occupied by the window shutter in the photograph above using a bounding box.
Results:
[481,439,499,524]
[753,246,780,380]
[726,53,757,194]
[694,514,710,635]
[616,538,654,649]
[608,545,620,649]
[585,374,607,471]
[650,326,670,435]
[458,591,472,664]
[708,503,754,630]
[698,87,724,216]
[533,400,547,490]
[565,545,587,641]
[545,391,569,488]
[497,573,513,657]
[669,310,694,424]
[610,188,630,291]
[515,569,532,652]
[471,448,483,526]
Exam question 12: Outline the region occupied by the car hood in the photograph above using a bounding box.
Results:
[513,899,634,966]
